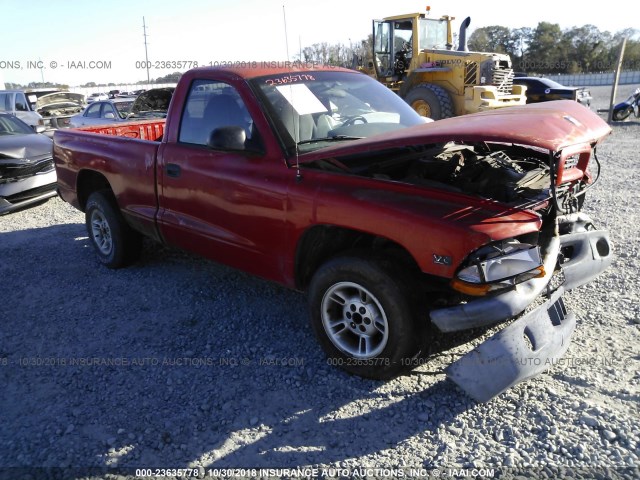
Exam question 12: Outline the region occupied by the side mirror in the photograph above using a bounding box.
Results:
[34,125,47,134]
[104,112,116,119]
[208,126,246,150]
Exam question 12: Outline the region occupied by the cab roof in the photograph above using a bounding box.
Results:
[184,63,356,80]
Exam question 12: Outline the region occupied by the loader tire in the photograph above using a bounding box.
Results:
[405,83,454,120]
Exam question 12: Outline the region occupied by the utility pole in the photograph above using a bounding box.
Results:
[39,58,45,84]
[143,17,151,86]
[608,37,627,124]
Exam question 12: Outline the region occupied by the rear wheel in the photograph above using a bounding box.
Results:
[85,190,142,269]
[404,83,454,120]
[308,254,422,380]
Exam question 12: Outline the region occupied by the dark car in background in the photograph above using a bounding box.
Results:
[514,77,592,107]
[0,113,57,215]
[69,98,135,127]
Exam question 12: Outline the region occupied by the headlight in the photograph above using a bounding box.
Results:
[452,239,545,296]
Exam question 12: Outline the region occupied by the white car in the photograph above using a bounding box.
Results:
[0,90,43,129]
[87,92,109,103]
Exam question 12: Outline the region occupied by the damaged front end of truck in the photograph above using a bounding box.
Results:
[301,100,613,401]
[435,147,613,401]
[419,106,613,401]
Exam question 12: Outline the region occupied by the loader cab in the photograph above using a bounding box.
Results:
[373,18,414,79]
[372,14,453,80]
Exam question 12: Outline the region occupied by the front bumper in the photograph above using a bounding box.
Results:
[0,170,58,215]
[431,213,612,401]
[431,215,613,332]
[447,288,575,402]
[464,85,527,113]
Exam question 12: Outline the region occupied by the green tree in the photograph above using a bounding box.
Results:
[612,29,640,73]
[564,25,609,72]
[509,27,534,72]
[526,22,565,73]
[468,26,512,53]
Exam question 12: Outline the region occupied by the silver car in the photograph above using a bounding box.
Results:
[69,99,135,127]
[30,91,85,133]
[0,113,57,215]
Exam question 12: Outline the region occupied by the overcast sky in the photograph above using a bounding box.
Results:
[0,0,634,86]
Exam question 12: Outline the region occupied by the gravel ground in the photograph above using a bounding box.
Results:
[1,86,639,479]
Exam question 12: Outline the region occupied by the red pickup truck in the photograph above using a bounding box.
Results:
[54,65,613,401]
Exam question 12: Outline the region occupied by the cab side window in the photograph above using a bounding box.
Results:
[179,79,260,150]
[15,94,29,112]
[85,103,102,118]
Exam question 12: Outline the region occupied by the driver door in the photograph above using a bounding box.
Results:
[373,20,394,77]
[156,78,289,281]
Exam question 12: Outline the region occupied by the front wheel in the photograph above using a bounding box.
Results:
[612,106,632,121]
[85,190,142,269]
[308,254,421,380]
[404,83,454,120]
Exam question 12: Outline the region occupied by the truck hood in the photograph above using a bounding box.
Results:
[36,92,85,110]
[299,100,611,164]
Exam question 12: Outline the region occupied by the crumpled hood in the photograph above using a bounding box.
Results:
[299,100,611,164]
[36,92,85,110]
[0,134,53,163]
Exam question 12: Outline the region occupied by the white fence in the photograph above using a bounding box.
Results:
[67,83,177,96]
[547,71,640,87]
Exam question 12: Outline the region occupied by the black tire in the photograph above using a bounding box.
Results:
[404,83,454,120]
[612,106,632,121]
[85,190,142,269]
[308,253,422,380]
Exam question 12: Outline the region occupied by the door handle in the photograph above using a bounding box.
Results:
[166,163,181,178]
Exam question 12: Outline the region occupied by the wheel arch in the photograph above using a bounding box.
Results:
[76,170,113,212]
[294,224,422,291]
[398,72,427,97]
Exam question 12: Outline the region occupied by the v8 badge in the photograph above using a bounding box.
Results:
[433,254,452,266]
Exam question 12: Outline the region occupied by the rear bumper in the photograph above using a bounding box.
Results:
[431,213,612,401]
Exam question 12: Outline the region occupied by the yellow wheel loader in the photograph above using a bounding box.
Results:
[364,12,527,119]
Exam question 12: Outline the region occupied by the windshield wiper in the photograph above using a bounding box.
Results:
[297,135,363,145]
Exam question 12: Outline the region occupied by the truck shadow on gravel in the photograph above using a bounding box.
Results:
[1,224,489,470]
[192,380,478,469]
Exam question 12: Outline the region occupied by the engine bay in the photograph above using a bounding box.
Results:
[38,104,84,117]
[306,142,577,210]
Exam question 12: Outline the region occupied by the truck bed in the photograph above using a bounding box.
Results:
[76,119,165,141]
[54,120,165,242]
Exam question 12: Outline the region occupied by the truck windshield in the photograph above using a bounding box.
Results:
[251,71,426,153]
[0,114,35,135]
[419,18,448,50]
